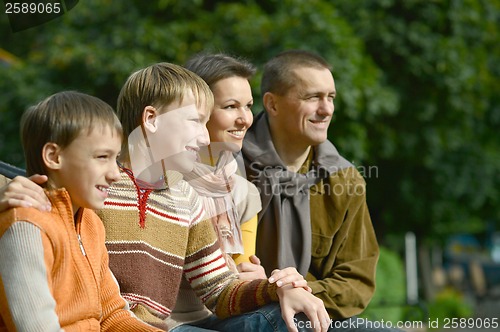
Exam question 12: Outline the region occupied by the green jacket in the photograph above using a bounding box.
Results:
[302,158,379,319]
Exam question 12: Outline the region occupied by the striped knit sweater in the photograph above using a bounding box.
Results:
[0,189,162,332]
[98,168,279,329]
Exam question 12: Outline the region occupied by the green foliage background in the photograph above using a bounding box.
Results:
[359,246,406,323]
[1,0,499,242]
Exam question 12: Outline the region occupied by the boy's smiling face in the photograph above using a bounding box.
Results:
[137,89,211,175]
[47,124,122,214]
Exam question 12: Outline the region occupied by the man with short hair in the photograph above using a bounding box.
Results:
[242,50,392,331]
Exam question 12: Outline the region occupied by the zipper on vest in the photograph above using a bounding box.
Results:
[77,234,87,256]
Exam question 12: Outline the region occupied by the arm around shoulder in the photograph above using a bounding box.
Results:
[0,174,51,213]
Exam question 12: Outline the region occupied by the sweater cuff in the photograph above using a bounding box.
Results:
[216,279,280,319]
[262,279,280,302]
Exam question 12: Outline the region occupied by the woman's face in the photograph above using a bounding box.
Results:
[207,76,253,151]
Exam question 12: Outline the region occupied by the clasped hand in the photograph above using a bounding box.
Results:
[237,255,328,332]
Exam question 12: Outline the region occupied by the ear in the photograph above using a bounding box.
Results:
[142,105,158,133]
[263,92,278,117]
[42,142,62,171]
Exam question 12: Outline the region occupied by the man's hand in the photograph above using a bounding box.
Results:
[0,175,50,213]
[276,285,330,332]
[236,255,267,280]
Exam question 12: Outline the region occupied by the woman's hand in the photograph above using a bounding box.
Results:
[276,285,330,332]
[269,267,312,293]
[238,256,312,292]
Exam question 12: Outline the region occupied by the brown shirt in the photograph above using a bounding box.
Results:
[301,153,379,319]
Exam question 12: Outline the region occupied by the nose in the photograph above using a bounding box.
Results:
[318,97,334,116]
[235,108,252,126]
[108,161,121,184]
[197,125,210,147]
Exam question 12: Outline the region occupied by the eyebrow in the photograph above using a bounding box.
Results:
[302,90,336,97]
[221,98,253,104]
[94,148,119,154]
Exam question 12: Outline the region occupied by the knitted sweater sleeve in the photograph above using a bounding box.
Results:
[182,185,278,319]
[0,222,63,331]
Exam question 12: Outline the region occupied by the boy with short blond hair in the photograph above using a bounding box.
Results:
[0,91,162,331]
[102,62,329,331]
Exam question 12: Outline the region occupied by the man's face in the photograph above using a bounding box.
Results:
[272,67,336,149]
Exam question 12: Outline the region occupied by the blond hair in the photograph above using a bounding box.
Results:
[117,62,214,156]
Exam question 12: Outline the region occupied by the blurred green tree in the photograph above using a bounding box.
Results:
[334,0,500,243]
[0,0,498,242]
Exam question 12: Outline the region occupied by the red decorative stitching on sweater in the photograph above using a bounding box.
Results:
[120,165,153,229]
